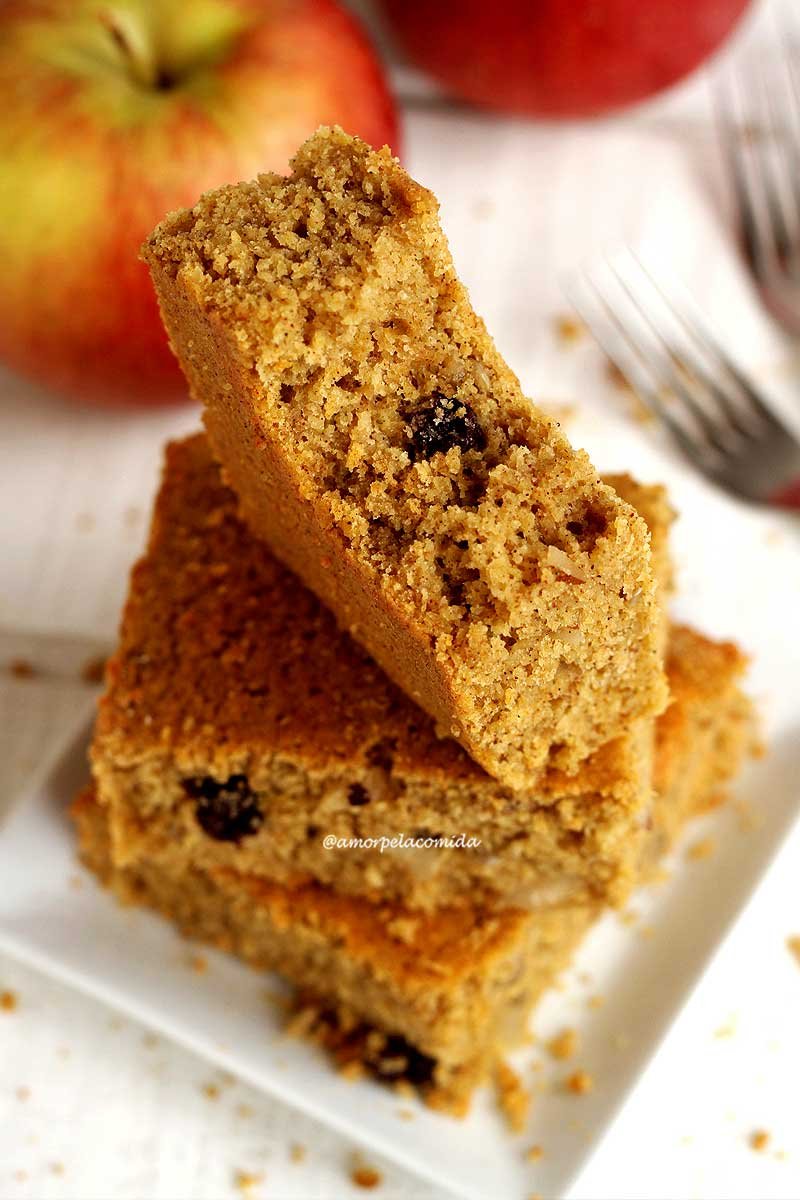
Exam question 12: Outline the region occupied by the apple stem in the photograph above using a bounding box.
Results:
[100,9,160,90]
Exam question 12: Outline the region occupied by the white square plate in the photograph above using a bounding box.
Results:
[0,590,797,1200]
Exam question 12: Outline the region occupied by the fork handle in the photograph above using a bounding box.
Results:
[769,479,800,510]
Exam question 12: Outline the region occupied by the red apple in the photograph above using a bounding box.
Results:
[0,0,399,406]
[379,0,752,119]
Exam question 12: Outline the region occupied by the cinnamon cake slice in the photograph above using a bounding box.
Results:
[143,126,666,788]
[75,620,754,1116]
[91,435,672,913]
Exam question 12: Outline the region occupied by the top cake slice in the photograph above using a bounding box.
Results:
[143,126,666,788]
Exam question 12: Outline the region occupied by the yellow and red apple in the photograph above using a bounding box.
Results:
[0,0,398,406]
[379,0,752,119]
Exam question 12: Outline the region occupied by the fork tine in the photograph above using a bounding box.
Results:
[631,258,794,439]
[565,276,713,465]
[568,253,800,507]
[628,253,770,439]
[714,78,765,279]
[755,53,794,264]
[605,259,741,454]
[778,28,800,268]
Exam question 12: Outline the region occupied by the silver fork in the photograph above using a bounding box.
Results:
[567,252,800,509]
[714,30,800,335]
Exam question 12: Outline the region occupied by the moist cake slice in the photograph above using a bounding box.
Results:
[142,126,667,788]
[90,434,672,912]
[74,786,592,1116]
[75,621,754,1115]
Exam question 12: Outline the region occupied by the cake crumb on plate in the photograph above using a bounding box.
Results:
[547,1028,578,1061]
[687,837,716,861]
[564,1070,593,1095]
[350,1154,383,1189]
[233,1170,264,1193]
[714,1016,738,1039]
[749,1129,770,1152]
[495,1060,531,1132]
[553,314,585,344]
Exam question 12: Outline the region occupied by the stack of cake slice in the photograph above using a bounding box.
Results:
[77,130,756,1116]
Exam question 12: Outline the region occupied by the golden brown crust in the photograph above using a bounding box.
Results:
[644,624,755,865]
